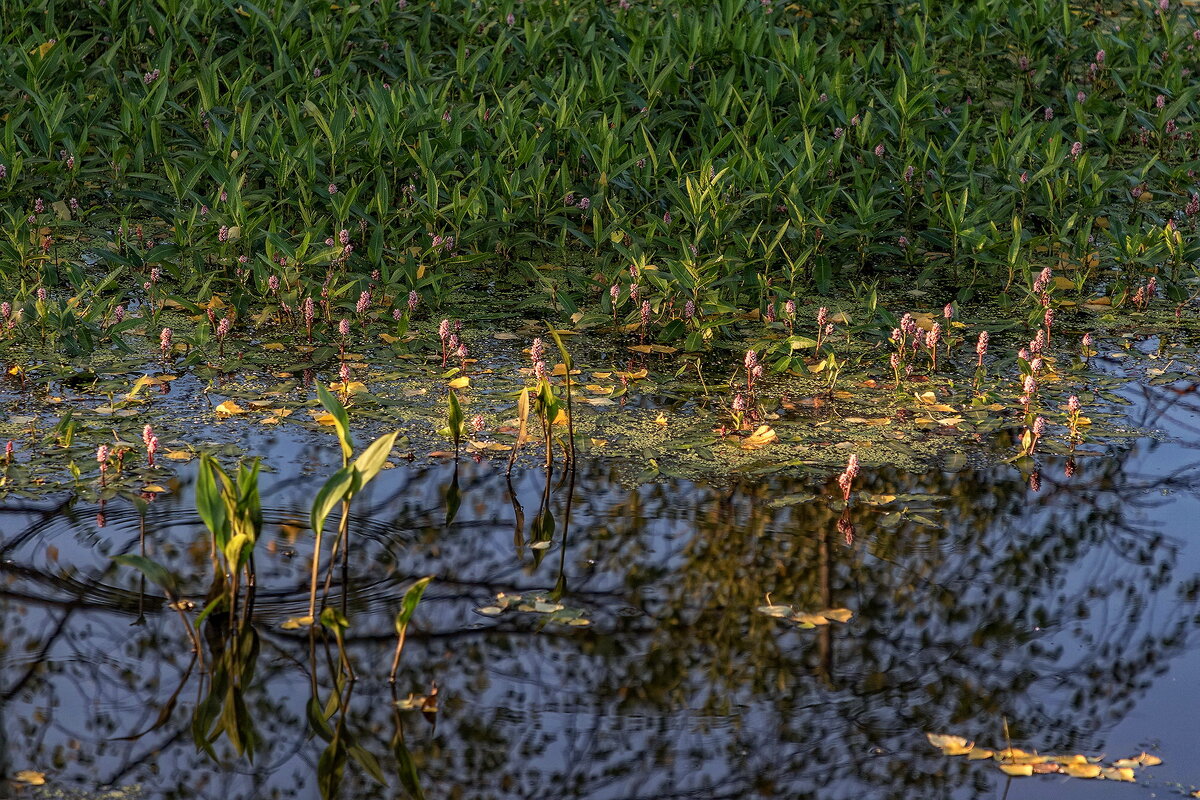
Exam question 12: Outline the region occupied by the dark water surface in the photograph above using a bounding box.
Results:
[2,384,1200,800]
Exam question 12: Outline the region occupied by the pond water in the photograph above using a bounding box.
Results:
[2,380,1199,800]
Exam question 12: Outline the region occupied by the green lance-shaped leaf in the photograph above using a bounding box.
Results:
[112,553,180,600]
[446,389,464,438]
[311,466,359,538]
[352,431,398,489]
[196,454,228,548]
[316,381,353,463]
[395,576,433,637]
[390,576,434,683]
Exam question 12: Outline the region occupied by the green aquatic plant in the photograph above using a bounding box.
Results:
[308,382,399,619]
[194,453,263,629]
[389,576,434,684]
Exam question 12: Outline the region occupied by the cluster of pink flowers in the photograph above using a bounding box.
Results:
[143,425,159,467]
[837,455,859,502]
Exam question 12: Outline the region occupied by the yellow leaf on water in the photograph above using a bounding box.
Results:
[1052,754,1090,766]
[214,401,247,416]
[741,425,778,448]
[311,411,337,426]
[792,612,831,626]
[262,342,286,351]
[1065,763,1102,778]
[927,734,974,756]
[330,381,368,395]
[654,413,667,426]
[164,450,193,461]
[999,764,1033,777]
[378,333,399,344]
[590,438,608,447]
[281,616,314,630]
[466,440,512,452]
[968,749,995,761]
[818,607,853,623]
[1135,753,1163,767]
[141,484,168,493]
[447,376,470,389]
[1100,767,1136,782]
[14,770,45,785]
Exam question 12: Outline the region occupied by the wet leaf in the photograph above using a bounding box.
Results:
[740,425,778,448]
[927,734,974,756]
[215,400,247,416]
[1100,767,1136,782]
[281,615,314,630]
[447,376,470,389]
[1065,763,1102,778]
[999,764,1033,777]
[14,770,46,785]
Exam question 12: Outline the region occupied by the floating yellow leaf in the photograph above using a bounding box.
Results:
[447,376,470,389]
[1100,767,1135,782]
[741,425,778,448]
[999,764,1033,777]
[214,400,247,416]
[281,616,314,630]
[262,342,286,351]
[311,411,337,426]
[819,607,853,623]
[968,749,994,761]
[330,380,368,395]
[927,734,974,756]
[1065,763,1102,778]
[466,441,512,452]
[378,333,400,344]
[590,438,608,447]
[164,450,193,461]
[14,770,45,785]
[141,484,168,493]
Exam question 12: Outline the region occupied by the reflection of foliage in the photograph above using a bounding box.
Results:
[0,401,1198,798]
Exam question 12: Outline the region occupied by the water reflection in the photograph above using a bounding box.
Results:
[1,411,1199,799]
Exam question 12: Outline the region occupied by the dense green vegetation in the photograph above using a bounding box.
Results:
[3,0,1200,327]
